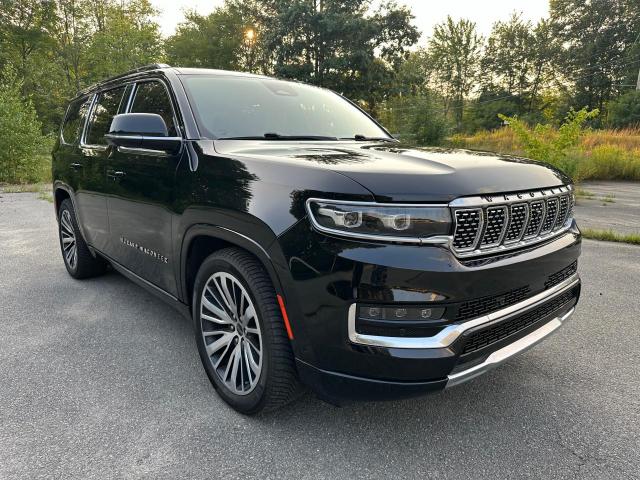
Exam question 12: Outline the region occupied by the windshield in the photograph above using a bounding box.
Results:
[180,75,390,140]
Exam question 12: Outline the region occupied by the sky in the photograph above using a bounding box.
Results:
[150,0,550,40]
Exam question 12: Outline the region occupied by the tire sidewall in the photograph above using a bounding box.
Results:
[193,255,272,413]
[58,201,79,276]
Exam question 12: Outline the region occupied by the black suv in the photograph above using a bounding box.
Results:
[52,64,581,414]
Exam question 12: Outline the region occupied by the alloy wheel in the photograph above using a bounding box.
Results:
[200,272,263,395]
[60,209,78,271]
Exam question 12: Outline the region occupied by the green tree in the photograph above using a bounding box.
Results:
[550,0,640,112]
[84,0,162,83]
[165,2,259,71]
[256,0,419,112]
[0,68,49,184]
[427,16,483,130]
[608,90,640,128]
[482,13,534,97]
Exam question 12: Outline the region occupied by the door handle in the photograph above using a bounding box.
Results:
[107,170,126,180]
[70,162,83,170]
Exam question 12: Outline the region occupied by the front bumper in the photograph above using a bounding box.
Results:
[296,275,579,402]
[275,218,581,401]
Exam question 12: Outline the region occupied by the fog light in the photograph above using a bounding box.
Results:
[368,307,380,317]
[357,304,445,322]
[394,308,407,318]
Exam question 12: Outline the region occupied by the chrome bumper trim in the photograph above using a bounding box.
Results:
[348,273,580,349]
[446,306,575,388]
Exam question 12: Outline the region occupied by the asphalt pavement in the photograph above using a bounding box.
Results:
[1,192,639,480]
[574,181,640,235]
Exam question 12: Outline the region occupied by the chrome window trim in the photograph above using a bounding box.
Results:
[347,273,579,349]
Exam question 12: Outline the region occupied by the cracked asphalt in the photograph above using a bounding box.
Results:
[1,192,639,479]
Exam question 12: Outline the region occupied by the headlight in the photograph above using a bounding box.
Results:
[305,198,452,243]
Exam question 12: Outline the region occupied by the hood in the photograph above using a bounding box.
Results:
[213,141,571,202]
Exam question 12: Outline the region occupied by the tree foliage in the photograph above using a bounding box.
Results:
[607,91,640,128]
[0,68,49,183]
[427,16,483,129]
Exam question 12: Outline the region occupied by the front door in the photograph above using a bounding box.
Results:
[105,80,184,297]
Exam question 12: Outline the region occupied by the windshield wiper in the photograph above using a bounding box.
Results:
[218,133,338,141]
[340,134,398,143]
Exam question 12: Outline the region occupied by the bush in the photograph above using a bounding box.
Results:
[0,68,50,184]
[608,91,640,129]
[497,108,599,181]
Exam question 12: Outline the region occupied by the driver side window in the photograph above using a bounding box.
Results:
[130,81,178,137]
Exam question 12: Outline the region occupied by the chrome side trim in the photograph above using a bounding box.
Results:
[446,307,575,387]
[347,273,579,349]
[117,146,170,157]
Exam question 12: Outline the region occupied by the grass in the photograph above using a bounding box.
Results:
[575,188,596,199]
[0,183,51,194]
[581,228,640,245]
[448,128,640,181]
[0,182,52,203]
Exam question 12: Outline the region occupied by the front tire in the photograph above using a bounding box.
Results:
[58,199,107,279]
[193,248,301,414]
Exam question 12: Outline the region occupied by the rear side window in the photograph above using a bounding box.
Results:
[130,82,177,136]
[85,86,126,146]
[61,96,90,144]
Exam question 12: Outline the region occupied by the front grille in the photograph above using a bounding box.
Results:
[453,209,482,249]
[454,263,578,321]
[524,201,544,238]
[545,261,578,289]
[451,186,573,256]
[456,285,531,320]
[504,203,528,242]
[461,287,577,355]
[541,197,559,233]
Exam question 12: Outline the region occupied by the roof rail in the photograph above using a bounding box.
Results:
[77,63,171,96]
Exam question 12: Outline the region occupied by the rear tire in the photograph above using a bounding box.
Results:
[193,248,302,414]
[58,199,107,279]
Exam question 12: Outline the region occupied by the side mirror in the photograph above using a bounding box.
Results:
[105,113,181,153]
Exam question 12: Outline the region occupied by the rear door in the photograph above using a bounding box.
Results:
[55,95,92,204]
[77,85,128,252]
[104,79,184,296]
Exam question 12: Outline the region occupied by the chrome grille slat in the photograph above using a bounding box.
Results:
[452,209,483,251]
[555,195,569,230]
[480,206,508,247]
[451,186,574,258]
[541,197,559,233]
[524,200,545,238]
[504,203,529,243]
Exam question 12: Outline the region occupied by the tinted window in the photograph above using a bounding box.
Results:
[61,96,91,144]
[130,82,177,136]
[181,75,389,140]
[85,86,126,145]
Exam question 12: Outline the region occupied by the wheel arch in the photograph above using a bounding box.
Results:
[180,224,285,310]
[53,183,73,215]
